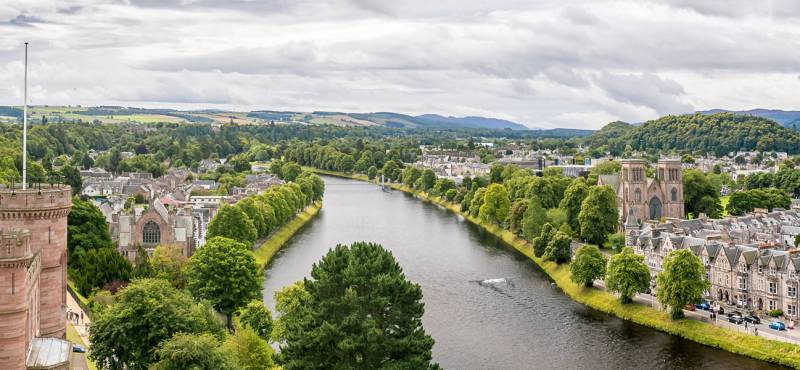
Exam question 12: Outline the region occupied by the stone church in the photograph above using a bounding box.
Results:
[598,158,684,225]
[114,200,195,261]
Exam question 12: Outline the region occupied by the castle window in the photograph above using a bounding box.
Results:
[671,187,678,202]
[634,189,641,202]
[142,221,161,244]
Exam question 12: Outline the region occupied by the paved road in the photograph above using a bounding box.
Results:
[592,280,800,344]
[66,293,91,346]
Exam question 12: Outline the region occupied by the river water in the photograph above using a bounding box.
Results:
[262,176,782,370]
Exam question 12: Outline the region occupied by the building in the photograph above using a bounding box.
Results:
[115,201,195,260]
[0,184,73,370]
[626,208,800,324]
[599,158,684,224]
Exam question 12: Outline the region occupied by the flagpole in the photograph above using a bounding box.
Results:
[22,42,28,190]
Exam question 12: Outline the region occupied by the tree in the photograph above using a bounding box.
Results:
[238,300,273,341]
[604,247,650,303]
[578,186,618,245]
[338,154,355,173]
[683,169,722,218]
[543,231,572,264]
[269,158,284,177]
[89,279,225,370]
[532,223,555,258]
[206,204,258,245]
[278,242,439,370]
[151,333,236,370]
[367,165,378,180]
[133,244,154,278]
[71,248,133,296]
[402,167,422,187]
[521,197,547,241]
[272,281,311,342]
[559,178,589,233]
[61,164,82,195]
[727,188,792,215]
[67,197,112,268]
[227,155,251,173]
[604,232,626,253]
[656,249,709,319]
[508,199,528,235]
[223,326,274,370]
[151,244,189,289]
[186,237,262,326]
[570,245,607,287]
[381,160,401,182]
[479,183,510,225]
[281,162,302,181]
[419,169,436,191]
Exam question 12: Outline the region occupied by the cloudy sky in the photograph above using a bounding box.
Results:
[0,0,799,129]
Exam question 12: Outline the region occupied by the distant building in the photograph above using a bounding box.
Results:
[115,201,195,260]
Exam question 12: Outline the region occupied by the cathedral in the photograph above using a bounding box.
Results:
[598,158,685,225]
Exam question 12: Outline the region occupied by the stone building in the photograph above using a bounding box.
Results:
[627,208,800,325]
[0,185,73,370]
[115,200,195,260]
[599,158,684,225]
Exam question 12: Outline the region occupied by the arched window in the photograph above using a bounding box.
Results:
[634,189,642,202]
[671,187,678,202]
[142,221,160,244]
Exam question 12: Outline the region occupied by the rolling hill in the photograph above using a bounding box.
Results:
[698,109,800,130]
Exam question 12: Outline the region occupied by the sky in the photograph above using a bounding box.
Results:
[0,1,799,129]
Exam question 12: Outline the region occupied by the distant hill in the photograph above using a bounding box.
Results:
[588,113,800,155]
[698,109,800,130]
[415,114,528,130]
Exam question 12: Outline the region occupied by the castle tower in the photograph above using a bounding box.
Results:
[0,229,38,368]
[0,185,72,341]
[620,159,647,223]
[656,158,684,219]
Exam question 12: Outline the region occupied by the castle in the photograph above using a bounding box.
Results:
[598,158,685,224]
[0,184,73,370]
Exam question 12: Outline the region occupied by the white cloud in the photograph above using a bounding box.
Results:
[0,0,798,128]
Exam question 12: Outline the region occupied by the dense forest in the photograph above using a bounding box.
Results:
[588,113,800,156]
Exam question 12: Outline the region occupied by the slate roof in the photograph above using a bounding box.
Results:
[598,174,620,193]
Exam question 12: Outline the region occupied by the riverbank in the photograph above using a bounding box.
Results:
[253,201,322,272]
[307,168,800,369]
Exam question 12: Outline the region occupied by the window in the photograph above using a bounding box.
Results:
[738,277,747,290]
[789,305,797,316]
[671,187,678,202]
[634,189,642,202]
[769,281,778,294]
[142,221,161,244]
[770,267,776,276]
[769,300,777,311]
[739,264,747,273]
[789,286,797,298]
[758,265,763,274]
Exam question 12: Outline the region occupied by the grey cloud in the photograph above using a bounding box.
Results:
[658,0,800,18]
[594,72,693,115]
[7,14,47,27]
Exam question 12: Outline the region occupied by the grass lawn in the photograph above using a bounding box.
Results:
[252,201,322,272]
[720,195,730,216]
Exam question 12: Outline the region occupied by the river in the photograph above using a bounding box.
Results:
[262,176,781,369]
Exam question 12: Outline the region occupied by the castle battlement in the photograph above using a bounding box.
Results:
[0,229,33,263]
[0,186,72,219]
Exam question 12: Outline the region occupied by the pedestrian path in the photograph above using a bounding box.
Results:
[66,293,91,346]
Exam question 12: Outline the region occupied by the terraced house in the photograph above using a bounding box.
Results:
[626,208,800,323]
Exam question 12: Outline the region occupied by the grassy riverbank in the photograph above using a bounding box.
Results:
[253,201,322,272]
[310,168,800,368]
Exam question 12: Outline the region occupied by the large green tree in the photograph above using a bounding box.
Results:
[559,178,589,233]
[151,333,236,370]
[151,244,189,289]
[272,281,311,342]
[206,204,258,245]
[604,247,650,303]
[479,183,510,225]
[532,223,555,258]
[278,242,439,370]
[578,185,618,245]
[89,279,225,370]
[682,169,722,218]
[727,188,792,216]
[543,231,572,264]
[570,245,607,287]
[521,197,547,241]
[238,300,273,341]
[71,247,133,296]
[186,237,262,326]
[656,249,709,319]
[223,326,275,370]
[67,197,113,268]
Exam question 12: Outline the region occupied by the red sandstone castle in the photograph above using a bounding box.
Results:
[0,184,73,370]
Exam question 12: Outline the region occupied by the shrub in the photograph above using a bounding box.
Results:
[769,309,784,317]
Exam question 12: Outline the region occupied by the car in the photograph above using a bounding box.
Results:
[72,344,85,353]
[727,311,743,318]
[728,315,744,324]
[695,302,711,310]
[769,321,786,331]
[683,304,695,311]
[743,315,761,325]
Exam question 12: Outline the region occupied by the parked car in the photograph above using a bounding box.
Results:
[743,315,761,325]
[728,315,744,324]
[695,301,711,310]
[72,344,85,353]
[769,321,786,331]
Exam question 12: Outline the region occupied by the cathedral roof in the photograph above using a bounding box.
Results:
[598,174,620,193]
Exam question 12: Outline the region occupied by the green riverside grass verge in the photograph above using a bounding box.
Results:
[253,201,322,272]
[309,168,800,369]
